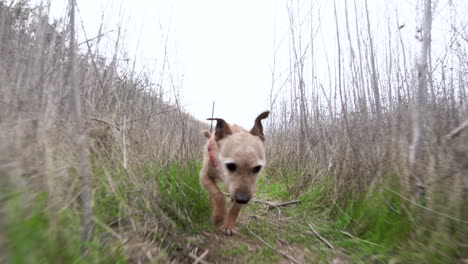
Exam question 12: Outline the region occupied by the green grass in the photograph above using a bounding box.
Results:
[3,159,213,263]
[298,173,464,263]
[153,161,211,233]
[223,244,249,255]
[4,163,465,263]
[333,188,412,248]
[4,190,126,264]
[246,247,278,264]
[256,176,291,200]
[249,171,465,263]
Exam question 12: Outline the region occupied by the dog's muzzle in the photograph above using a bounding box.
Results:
[234,192,250,204]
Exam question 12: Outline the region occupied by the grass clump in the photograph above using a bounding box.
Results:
[154,161,211,232]
[319,173,463,263]
[3,159,210,263]
[4,190,126,264]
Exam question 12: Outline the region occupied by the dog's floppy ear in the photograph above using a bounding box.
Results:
[207,118,232,141]
[250,111,270,141]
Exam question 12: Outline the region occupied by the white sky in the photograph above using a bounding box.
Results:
[41,0,466,128]
[45,0,286,128]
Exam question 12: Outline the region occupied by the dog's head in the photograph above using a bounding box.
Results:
[207,111,269,204]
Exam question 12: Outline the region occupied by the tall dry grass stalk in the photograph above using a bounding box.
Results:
[66,0,92,251]
[409,0,432,200]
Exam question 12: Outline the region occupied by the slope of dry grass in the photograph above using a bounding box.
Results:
[0,1,205,262]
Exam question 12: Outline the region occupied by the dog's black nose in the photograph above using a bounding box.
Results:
[235,192,250,204]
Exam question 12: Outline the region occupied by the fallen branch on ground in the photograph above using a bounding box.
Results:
[222,192,300,208]
[188,249,210,264]
[339,230,381,247]
[245,226,300,264]
[255,199,302,208]
[307,223,334,250]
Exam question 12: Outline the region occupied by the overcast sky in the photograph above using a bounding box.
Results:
[42,0,466,128]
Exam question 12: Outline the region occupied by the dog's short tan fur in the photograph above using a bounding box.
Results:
[200,111,269,235]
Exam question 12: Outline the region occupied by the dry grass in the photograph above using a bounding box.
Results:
[266,0,468,261]
[0,1,205,262]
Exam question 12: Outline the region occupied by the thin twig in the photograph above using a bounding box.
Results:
[210,101,215,133]
[255,198,301,208]
[122,115,127,169]
[89,117,141,145]
[384,188,468,224]
[90,117,120,130]
[444,119,468,140]
[272,200,302,208]
[78,29,115,46]
[92,216,125,242]
[188,250,210,264]
[222,192,300,208]
[245,226,300,264]
[75,4,105,91]
[339,230,381,247]
[120,105,187,126]
[308,223,334,249]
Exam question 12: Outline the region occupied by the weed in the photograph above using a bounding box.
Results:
[154,161,211,232]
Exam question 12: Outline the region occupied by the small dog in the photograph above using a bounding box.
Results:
[199,111,269,235]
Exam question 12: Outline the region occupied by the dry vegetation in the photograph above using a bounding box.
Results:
[269,0,468,204]
[266,0,467,261]
[1,0,467,263]
[1,1,206,262]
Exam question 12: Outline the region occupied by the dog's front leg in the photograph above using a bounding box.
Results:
[221,202,243,236]
[200,176,227,226]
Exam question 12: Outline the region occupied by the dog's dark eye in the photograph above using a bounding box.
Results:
[226,163,237,172]
[252,165,262,173]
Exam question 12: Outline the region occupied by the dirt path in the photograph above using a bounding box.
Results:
[185,198,347,264]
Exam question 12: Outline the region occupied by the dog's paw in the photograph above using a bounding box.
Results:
[221,227,234,236]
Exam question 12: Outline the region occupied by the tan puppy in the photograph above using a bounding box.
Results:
[200,111,269,235]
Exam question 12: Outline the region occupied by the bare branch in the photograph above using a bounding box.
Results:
[245,226,300,264]
[308,223,335,249]
[222,193,300,208]
[189,249,210,264]
[444,119,468,140]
